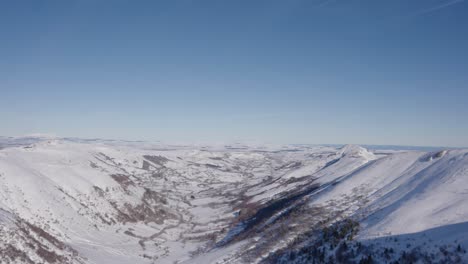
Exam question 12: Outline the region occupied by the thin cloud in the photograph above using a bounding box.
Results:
[414,0,465,16]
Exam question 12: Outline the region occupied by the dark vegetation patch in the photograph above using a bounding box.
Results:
[93,186,105,197]
[0,244,34,264]
[143,155,169,166]
[276,161,302,170]
[11,220,83,264]
[265,219,467,264]
[110,174,135,189]
[111,188,174,224]
[36,245,66,263]
[284,176,309,185]
[24,222,65,250]
[217,183,320,247]
[321,157,342,170]
[142,160,152,170]
[205,163,222,169]
[264,219,363,263]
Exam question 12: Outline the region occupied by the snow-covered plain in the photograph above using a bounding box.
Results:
[0,137,467,263]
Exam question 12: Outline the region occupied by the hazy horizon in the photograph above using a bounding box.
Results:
[1,133,462,151]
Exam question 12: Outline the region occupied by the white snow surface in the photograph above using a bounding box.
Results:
[0,138,467,263]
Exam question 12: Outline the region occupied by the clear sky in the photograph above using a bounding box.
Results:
[1,0,467,147]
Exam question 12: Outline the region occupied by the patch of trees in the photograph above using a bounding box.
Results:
[266,218,467,264]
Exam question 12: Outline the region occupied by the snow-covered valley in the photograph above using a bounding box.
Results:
[0,137,467,263]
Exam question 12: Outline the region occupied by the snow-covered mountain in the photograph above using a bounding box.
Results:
[0,138,467,263]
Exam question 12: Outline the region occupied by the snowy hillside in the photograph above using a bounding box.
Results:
[0,138,467,263]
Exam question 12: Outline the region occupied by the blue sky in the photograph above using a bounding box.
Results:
[1,0,467,147]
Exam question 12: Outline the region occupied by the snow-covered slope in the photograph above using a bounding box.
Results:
[0,138,467,263]
[254,148,468,263]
